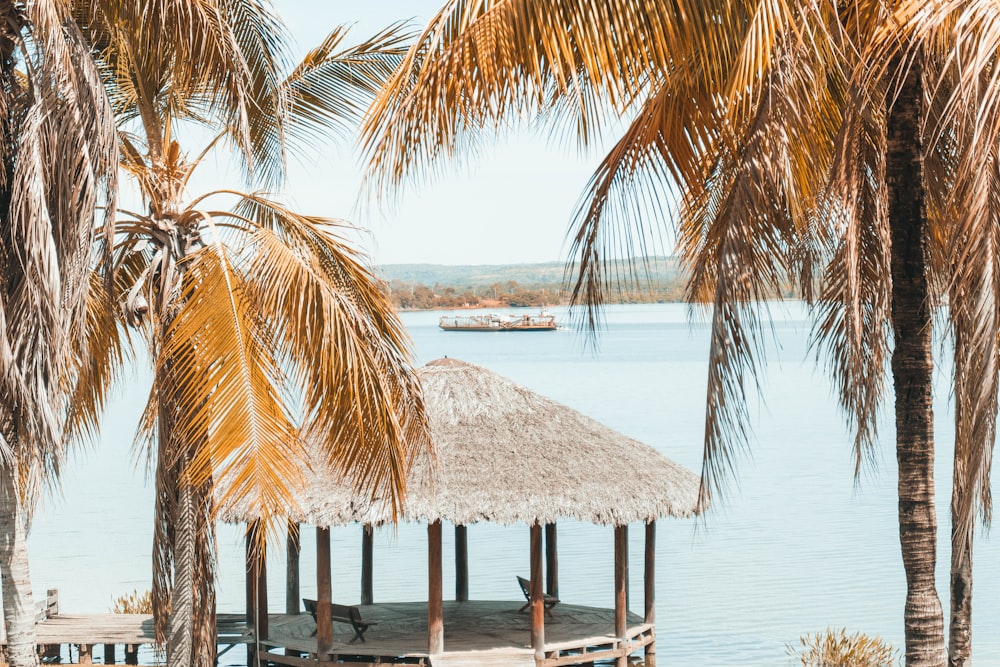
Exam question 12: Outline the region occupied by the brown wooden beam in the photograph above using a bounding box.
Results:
[256,529,269,642]
[102,644,115,665]
[316,526,333,655]
[286,521,300,615]
[645,521,656,667]
[427,520,444,654]
[614,524,628,667]
[545,522,559,598]
[530,523,545,660]
[361,524,374,605]
[246,523,259,667]
[455,524,468,602]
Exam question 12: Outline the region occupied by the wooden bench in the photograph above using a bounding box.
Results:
[516,576,559,617]
[301,599,377,644]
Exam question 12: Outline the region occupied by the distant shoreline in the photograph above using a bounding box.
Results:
[380,257,685,312]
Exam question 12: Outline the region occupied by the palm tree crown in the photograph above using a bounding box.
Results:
[360,1,1000,664]
[71,3,430,666]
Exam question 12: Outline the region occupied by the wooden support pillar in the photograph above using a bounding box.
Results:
[645,520,656,665]
[103,644,115,664]
[245,523,259,667]
[361,524,374,606]
[614,524,628,667]
[78,644,92,665]
[428,521,444,654]
[124,645,138,665]
[455,524,468,602]
[316,526,333,655]
[544,522,559,598]
[256,539,269,641]
[286,521,300,615]
[530,523,545,660]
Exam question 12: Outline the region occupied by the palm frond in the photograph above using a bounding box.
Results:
[360,0,753,198]
[0,0,117,502]
[158,243,303,540]
[229,195,430,521]
[813,70,891,475]
[282,22,413,154]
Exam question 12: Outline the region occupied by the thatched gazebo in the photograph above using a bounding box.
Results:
[236,357,701,667]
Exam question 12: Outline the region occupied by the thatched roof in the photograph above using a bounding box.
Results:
[224,357,702,527]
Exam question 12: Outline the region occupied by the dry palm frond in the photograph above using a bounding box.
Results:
[0,0,117,502]
[361,0,752,198]
[282,23,413,151]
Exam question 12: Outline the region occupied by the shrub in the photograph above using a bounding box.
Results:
[790,628,899,666]
[111,589,153,614]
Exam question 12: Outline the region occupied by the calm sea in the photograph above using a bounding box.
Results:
[25,303,1000,666]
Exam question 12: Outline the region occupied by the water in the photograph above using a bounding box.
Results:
[25,303,1000,665]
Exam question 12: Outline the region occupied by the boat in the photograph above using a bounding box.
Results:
[439,312,558,331]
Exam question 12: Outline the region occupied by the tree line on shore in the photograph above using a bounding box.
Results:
[383,278,687,310]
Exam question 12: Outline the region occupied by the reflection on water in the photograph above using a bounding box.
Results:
[26,304,1000,666]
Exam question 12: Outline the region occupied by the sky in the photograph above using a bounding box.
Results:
[249,1,615,267]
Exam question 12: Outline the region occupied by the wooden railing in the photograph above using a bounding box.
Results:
[0,588,58,645]
[34,589,59,623]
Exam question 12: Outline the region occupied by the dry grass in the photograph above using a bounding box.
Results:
[110,589,153,615]
[789,628,899,666]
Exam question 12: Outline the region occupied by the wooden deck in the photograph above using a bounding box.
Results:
[1,611,250,664]
[257,600,654,667]
[0,599,652,666]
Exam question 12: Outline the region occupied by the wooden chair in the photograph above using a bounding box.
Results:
[516,576,559,617]
[302,598,378,644]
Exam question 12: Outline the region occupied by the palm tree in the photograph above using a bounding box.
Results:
[0,2,116,665]
[359,2,1000,664]
[69,4,428,666]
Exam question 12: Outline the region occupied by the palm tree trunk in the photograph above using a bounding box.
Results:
[167,479,196,667]
[886,51,946,666]
[0,464,38,667]
[949,515,972,666]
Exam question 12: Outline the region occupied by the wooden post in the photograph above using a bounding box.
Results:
[427,520,444,654]
[245,523,259,667]
[455,524,468,602]
[78,645,91,665]
[255,528,269,642]
[103,644,115,665]
[286,521,300,615]
[545,522,559,598]
[361,524,374,606]
[645,520,656,665]
[124,645,138,665]
[614,524,628,667]
[316,526,333,655]
[530,523,545,660]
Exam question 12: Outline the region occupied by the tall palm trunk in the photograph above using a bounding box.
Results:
[949,505,972,665]
[0,464,37,667]
[0,8,38,667]
[151,257,217,667]
[886,51,946,666]
[168,478,197,667]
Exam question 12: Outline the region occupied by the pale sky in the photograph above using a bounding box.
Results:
[263,1,611,267]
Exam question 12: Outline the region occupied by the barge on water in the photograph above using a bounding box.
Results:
[439,312,557,331]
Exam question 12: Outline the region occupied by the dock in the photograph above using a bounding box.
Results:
[0,591,253,665]
[255,600,654,667]
[0,592,651,666]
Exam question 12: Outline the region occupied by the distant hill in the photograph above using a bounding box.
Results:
[377,256,681,287]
